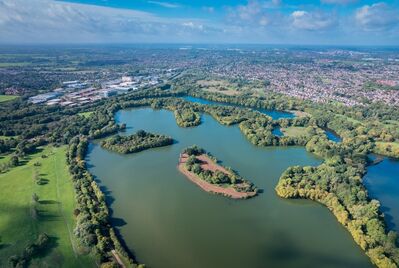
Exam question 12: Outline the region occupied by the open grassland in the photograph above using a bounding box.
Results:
[0,146,95,267]
[383,120,399,128]
[335,114,362,125]
[78,111,94,118]
[290,110,311,118]
[0,136,16,140]
[0,95,19,103]
[197,79,242,96]
[281,126,308,137]
[0,154,12,166]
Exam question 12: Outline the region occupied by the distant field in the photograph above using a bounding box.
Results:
[78,111,94,118]
[197,79,241,96]
[0,95,19,103]
[281,126,308,137]
[290,110,311,118]
[335,114,362,125]
[383,120,399,127]
[0,135,16,140]
[0,146,95,267]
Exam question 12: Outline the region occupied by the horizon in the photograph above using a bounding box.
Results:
[1,43,399,49]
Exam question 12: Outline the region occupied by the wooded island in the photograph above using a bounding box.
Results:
[101,130,173,154]
[178,145,258,199]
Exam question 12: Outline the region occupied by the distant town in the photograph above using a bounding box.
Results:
[1,46,397,108]
[28,70,177,106]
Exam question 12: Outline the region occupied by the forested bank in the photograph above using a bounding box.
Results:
[101,130,173,154]
[68,137,143,267]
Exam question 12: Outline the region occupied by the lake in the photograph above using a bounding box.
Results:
[86,108,372,268]
[324,129,342,142]
[364,156,399,233]
[183,96,295,120]
[272,127,284,137]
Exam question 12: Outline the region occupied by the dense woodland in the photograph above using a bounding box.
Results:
[174,108,201,127]
[1,78,399,267]
[101,130,173,154]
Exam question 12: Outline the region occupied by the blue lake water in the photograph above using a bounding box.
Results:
[325,129,342,142]
[183,96,295,120]
[364,156,399,232]
[273,127,284,137]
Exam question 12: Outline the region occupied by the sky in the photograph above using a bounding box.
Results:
[0,0,398,45]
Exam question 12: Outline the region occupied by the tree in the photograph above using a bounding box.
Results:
[10,155,19,167]
[32,193,39,203]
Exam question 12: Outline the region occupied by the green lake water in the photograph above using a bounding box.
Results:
[86,108,372,268]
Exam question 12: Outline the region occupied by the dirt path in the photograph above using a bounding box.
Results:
[111,250,125,268]
[196,154,231,174]
[178,154,257,199]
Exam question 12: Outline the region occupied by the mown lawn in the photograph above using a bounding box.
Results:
[78,111,94,118]
[0,146,96,267]
[0,95,19,103]
[281,126,308,137]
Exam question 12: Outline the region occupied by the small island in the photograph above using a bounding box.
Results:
[178,145,258,199]
[174,108,201,127]
[101,130,173,154]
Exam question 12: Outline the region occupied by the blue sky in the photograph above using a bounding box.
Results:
[0,0,398,45]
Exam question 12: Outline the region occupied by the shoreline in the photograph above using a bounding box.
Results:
[177,153,257,199]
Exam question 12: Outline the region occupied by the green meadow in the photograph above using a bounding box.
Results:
[0,146,95,267]
[0,95,19,103]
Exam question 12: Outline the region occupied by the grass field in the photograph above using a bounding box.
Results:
[382,120,399,128]
[0,154,12,166]
[281,126,308,137]
[0,146,96,267]
[0,136,14,140]
[0,95,19,103]
[78,111,94,118]
[290,110,311,118]
[197,79,241,96]
[335,114,362,125]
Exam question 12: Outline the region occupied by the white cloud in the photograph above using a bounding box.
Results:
[182,21,203,30]
[227,0,282,27]
[147,1,180,9]
[202,6,215,13]
[291,10,337,31]
[0,0,397,45]
[272,0,282,6]
[355,3,399,31]
[0,0,218,43]
[321,0,357,4]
